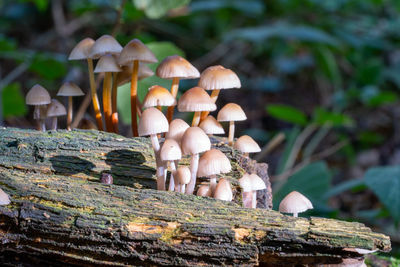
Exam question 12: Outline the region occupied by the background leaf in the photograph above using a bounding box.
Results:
[133,0,190,19]
[2,82,27,118]
[266,104,308,126]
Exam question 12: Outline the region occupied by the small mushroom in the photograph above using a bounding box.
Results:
[160,139,182,191]
[234,135,261,157]
[57,82,84,130]
[0,188,10,205]
[175,166,191,193]
[238,174,253,208]
[142,85,177,111]
[249,173,266,208]
[199,115,225,136]
[217,103,247,146]
[197,184,211,197]
[25,84,51,131]
[213,178,233,201]
[279,191,313,217]
[165,119,190,144]
[46,99,67,130]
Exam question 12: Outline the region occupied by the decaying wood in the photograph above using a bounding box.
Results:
[0,128,391,266]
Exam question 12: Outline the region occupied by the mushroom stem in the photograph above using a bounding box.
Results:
[150,134,165,190]
[252,191,257,209]
[87,58,103,131]
[156,105,162,112]
[111,72,119,133]
[103,72,113,132]
[244,152,249,158]
[39,118,46,131]
[200,89,220,122]
[168,161,177,191]
[185,153,199,195]
[50,117,58,130]
[242,192,252,208]
[228,120,235,146]
[166,77,180,122]
[130,60,139,137]
[293,213,298,218]
[34,105,47,131]
[67,96,73,131]
[191,111,201,127]
[181,184,185,193]
[210,174,217,194]
[174,160,180,192]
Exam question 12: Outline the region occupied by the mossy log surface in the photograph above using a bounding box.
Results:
[0,128,391,266]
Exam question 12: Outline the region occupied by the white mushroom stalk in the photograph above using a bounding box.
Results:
[160,139,182,192]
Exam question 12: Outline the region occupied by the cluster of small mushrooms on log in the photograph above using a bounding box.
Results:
[19,35,313,215]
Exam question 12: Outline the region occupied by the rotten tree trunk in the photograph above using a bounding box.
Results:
[0,128,391,266]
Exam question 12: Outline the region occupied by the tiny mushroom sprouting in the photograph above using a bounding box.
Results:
[156,55,200,122]
[177,86,216,127]
[142,85,177,111]
[181,127,211,195]
[199,115,225,136]
[234,135,261,157]
[160,139,182,191]
[57,82,84,130]
[0,188,10,206]
[138,107,169,190]
[197,184,212,197]
[46,99,67,130]
[198,65,241,121]
[249,173,266,208]
[238,173,253,208]
[175,166,191,193]
[165,119,190,144]
[213,178,233,201]
[197,149,231,194]
[217,103,247,146]
[25,84,51,131]
[279,191,313,217]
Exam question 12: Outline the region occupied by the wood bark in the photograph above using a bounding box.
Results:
[0,128,391,266]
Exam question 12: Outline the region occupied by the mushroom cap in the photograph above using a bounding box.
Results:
[177,87,216,112]
[117,64,154,86]
[57,82,85,97]
[118,39,157,65]
[26,84,51,105]
[197,185,211,197]
[0,188,10,206]
[213,178,233,201]
[234,135,261,154]
[94,55,122,73]
[181,127,211,155]
[238,173,252,192]
[68,38,95,60]
[142,85,176,109]
[249,173,266,191]
[160,139,182,161]
[175,166,191,185]
[46,99,67,117]
[197,149,231,177]
[217,103,247,122]
[156,55,200,79]
[279,191,313,214]
[138,107,169,136]
[199,115,225,135]
[165,119,190,144]
[89,35,122,59]
[198,65,241,90]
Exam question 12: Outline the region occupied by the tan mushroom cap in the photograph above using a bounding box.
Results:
[234,135,261,154]
[89,35,122,59]
[46,99,66,117]
[213,179,232,201]
[249,173,266,191]
[68,38,95,60]
[197,185,211,197]
[199,115,224,135]
[217,103,246,122]
[197,149,231,177]
[177,87,216,112]
[57,82,85,97]
[181,127,211,155]
[175,166,191,185]
[142,85,177,109]
[118,39,157,65]
[198,65,241,90]
[26,84,51,105]
[238,173,252,192]
[0,188,10,206]
[117,64,154,86]
[94,55,122,73]
[165,119,190,143]
[279,191,313,214]
[138,107,169,136]
[156,55,200,79]
[160,139,182,161]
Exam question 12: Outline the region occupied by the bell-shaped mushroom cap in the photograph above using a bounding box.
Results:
[198,65,241,90]
[138,107,169,136]
[68,38,95,60]
[165,119,190,143]
[279,191,313,214]
[46,99,66,117]
[234,135,261,154]
[177,87,217,112]
[142,85,176,109]
[249,173,266,191]
[197,149,231,177]
[0,188,10,205]
[160,139,182,161]
[117,64,154,86]
[238,173,252,193]
[197,185,211,197]
[94,55,122,73]
[199,115,224,135]
[175,166,191,185]
[217,103,247,122]
[118,39,157,65]
[213,179,233,201]
[26,84,51,105]
[156,55,200,79]
[181,127,211,155]
[57,82,85,97]
[89,35,122,59]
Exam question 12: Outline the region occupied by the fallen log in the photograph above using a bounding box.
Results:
[0,128,391,266]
